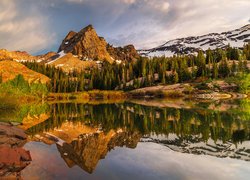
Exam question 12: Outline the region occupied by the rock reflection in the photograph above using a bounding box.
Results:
[29,121,141,173]
[57,130,140,173]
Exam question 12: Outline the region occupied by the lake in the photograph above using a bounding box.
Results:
[2,99,250,179]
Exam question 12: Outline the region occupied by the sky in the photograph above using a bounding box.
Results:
[0,0,249,55]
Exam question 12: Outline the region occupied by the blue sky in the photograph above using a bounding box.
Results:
[0,0,249,55]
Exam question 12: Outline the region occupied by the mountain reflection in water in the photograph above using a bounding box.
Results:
[15,99,250,178]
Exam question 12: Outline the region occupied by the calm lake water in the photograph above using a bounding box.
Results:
[3,99,250,179]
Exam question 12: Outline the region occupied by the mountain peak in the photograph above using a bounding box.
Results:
[58,25,139,63]
[85,24,94,30]
[79,24,95,34]
[58,24,113,63]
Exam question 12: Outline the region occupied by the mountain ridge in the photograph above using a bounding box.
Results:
[139,24,250,57]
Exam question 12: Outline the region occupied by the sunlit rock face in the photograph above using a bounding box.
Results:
[0,123,32,178]
[58,25,114,63]
[58,24,139,63]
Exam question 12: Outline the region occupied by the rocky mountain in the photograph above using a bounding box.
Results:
[139,24,250,57]
[58,24,139,63]
[58,25,114,63]
[0,25,139,74]
[0,60,50,84]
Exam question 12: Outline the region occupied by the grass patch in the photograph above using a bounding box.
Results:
[47,90,126,102]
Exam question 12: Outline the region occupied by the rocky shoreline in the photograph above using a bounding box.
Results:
[0,122,31,179]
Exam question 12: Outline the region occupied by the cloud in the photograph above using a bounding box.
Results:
[0,0,55,54]
[107,0,250,48]
[66,0,85,3]
[0,0,249,53]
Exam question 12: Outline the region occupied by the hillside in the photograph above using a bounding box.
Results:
[0,60,50,84]
[140,24,250,57]
[48,53,96,73]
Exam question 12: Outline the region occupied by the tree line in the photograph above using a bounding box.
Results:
[21,43,250,93]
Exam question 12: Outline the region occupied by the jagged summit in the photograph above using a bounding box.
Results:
[79,24,94,32]
[58,24,113,63]
[139,24,250,57]
[58,24,139,63]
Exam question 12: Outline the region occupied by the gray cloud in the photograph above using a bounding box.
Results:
[0,0,56,54]
[0,0,249,54]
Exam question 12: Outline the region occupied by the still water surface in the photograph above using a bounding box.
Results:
[6,99,250,179]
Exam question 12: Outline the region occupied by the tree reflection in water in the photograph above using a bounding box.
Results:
[23,100,250,173]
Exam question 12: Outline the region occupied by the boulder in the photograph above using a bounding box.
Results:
[0,123,31,178]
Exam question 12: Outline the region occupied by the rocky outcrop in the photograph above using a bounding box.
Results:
[58,25,114,63]
[0,122,31,178]
[36,51,57,62]
[107,44,139,62]
[0,122,27,146]
[58,25,139,63]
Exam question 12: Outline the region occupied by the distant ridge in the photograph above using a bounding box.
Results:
[139,24,250,57]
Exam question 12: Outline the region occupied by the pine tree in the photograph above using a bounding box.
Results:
[212,62,218,79]
[231,60,237,75]
[219,59,230,78]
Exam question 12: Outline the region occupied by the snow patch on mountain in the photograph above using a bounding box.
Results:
[139,24,250,57]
